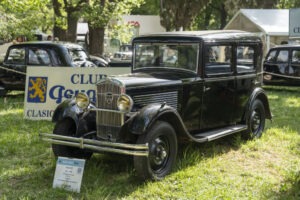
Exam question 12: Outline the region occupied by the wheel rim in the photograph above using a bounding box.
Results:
[251,108,262,135]
[149,136,170,173]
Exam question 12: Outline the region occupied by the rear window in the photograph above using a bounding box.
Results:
[5,47,26,65]
[28,48,51,65]
[277,50,288,63]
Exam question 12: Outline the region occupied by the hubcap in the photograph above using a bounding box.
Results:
[251,109,261,134]
[149,136,169,172]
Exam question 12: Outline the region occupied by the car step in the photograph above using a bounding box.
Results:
[193,125,247,142]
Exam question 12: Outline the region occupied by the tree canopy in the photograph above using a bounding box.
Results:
[1,0,300,54]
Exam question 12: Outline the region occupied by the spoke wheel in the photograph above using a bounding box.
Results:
[134,121,177,180]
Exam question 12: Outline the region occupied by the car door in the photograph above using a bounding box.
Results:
[290,49,300,78]
[201,44,236,129]
[235,43,259,121]
[1,46,26,90]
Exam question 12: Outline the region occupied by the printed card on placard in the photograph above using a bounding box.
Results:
[53,157,85,193]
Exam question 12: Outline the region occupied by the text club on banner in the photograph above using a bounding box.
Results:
[24,66,130,120]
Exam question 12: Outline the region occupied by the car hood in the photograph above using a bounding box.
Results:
[109,70,197,89]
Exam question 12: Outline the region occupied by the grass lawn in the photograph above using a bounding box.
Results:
[0,86,299,199]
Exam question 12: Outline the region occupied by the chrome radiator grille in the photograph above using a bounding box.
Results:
[96,79,124,141]
[133,91,178,110]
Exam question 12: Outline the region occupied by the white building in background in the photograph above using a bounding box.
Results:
[224,9,291,54]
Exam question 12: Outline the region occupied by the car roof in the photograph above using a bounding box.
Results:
[8,41,84,50]
[133,30,262,43]
[269,44,300,50]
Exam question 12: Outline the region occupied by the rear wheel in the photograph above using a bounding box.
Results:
[52,118,93,159]
[244,99,266,139]
[134,121,177,180]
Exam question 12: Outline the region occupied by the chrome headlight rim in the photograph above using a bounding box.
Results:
[75,92,90,109]
[117,94,133,113]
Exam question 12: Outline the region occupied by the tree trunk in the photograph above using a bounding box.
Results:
[67,13,78,42]
[53,0,67,41]
[219,3,227,29]
[88,25,105,56]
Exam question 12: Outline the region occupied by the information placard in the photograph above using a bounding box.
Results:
[53,157,86,193]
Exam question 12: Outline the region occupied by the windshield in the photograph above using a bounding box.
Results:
[69,49,88,61]
[133,43,199,72]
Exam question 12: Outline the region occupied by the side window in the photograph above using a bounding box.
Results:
[291,50,300,63]
[265,50,277,62]
[237,46,255,73]
[205,45,232,75]
[276,50,288,63]
[28,48,51,66]
[5,47,26,65]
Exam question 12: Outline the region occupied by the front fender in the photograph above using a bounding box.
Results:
[52,99,83,127]
[129,103,188,137]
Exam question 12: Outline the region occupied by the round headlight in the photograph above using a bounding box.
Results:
[75,93,90,109]
[117,94,133,113]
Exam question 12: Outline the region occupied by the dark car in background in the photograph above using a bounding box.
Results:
[0,41,108,95]
[41,31,272,180]
[263,45,300,85]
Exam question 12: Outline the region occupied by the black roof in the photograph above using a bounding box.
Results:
[133,30,262,43]
[8,41,84,50]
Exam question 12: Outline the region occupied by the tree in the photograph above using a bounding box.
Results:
[160,0,210,31]
[131,0,160,15]
[0,0,53,40]
[84,0,144,56]
[52,0,88,42]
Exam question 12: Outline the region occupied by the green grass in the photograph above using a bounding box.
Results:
[0,87,300,199]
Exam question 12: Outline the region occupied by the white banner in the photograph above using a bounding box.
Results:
[289,8,300,37]
[24,66,130,120]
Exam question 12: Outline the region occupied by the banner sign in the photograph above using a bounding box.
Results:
[289,8,300,37]
[24,66,130,120]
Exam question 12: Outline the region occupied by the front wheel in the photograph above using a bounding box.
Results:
[52,118,93,159]
[134,121,177,180]
[244,99,266,139]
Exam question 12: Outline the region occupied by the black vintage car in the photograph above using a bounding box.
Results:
[0,41,108,95]
[41,31,272,180]
[263,45,300,85]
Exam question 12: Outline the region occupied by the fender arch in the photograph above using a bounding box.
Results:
[244,87,272,121]
[129,103,189,140]
[52,99,82,127]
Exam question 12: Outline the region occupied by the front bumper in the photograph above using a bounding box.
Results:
[39,133,149,157]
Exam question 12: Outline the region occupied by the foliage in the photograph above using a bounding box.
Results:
[160,0,211,31]
[131,0,160,15]
[0,86,300,199]
[0,0,53,40]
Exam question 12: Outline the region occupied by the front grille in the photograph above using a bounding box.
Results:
[133,91,178,110]
[96,78,124,141]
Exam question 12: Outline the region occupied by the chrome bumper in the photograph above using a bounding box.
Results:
[39,133,149,157]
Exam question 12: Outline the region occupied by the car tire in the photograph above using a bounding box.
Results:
[52,118,93,159]
[244,99,266,139]
[134,121,177,180]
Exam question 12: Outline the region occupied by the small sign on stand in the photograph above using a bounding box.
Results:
[53,157,86,193]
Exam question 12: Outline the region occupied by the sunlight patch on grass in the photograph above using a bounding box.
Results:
[0,109,23,116]
[285,97,300,108]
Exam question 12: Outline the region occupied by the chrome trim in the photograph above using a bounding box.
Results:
[40,133,149,157]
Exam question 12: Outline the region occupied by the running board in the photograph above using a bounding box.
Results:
[193,125,247,142]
